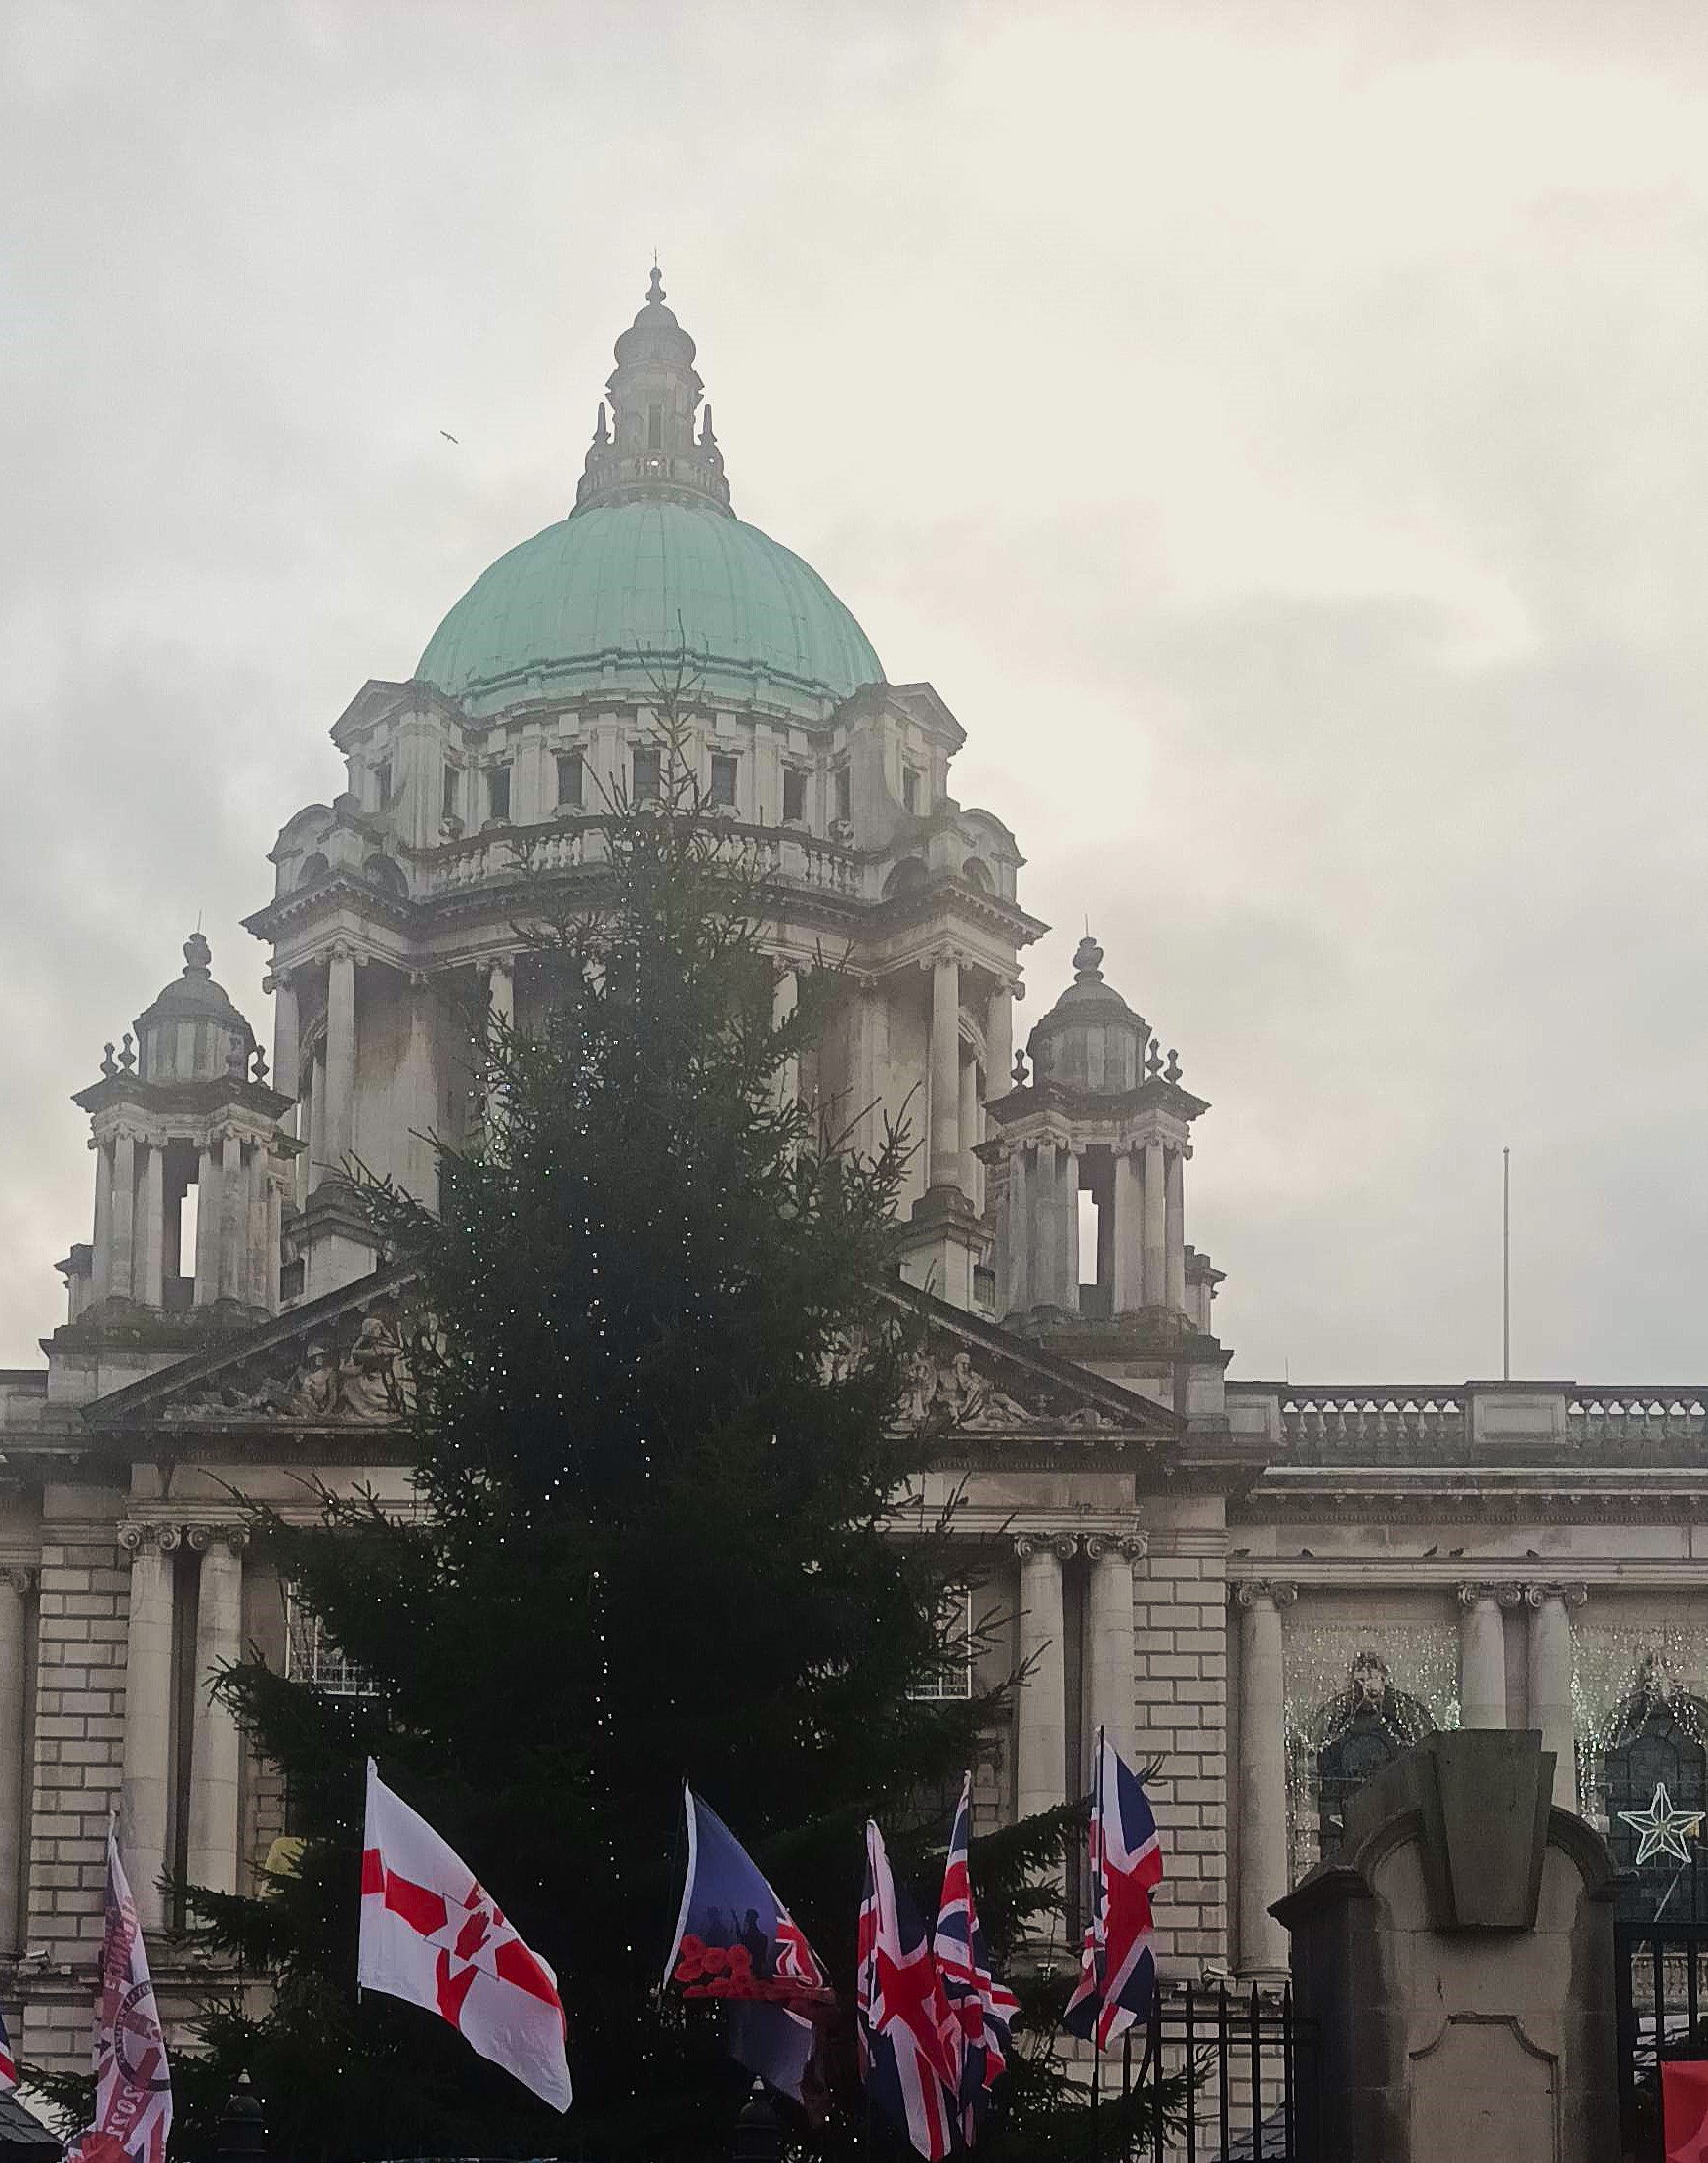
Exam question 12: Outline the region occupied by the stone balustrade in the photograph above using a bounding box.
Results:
[1227,1378,1708,1465]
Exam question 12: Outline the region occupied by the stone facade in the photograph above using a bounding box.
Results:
[3,273,1704,2069]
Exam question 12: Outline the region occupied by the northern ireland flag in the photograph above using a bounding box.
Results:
[1063,1727,1163,2052]
[63,1830,172,2163]
[359,1761,571,2112]
[1665,2060,1708,2162]
[859,1820,958,2162]
[935,1772,1019,2142]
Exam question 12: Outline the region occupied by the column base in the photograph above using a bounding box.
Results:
[896,1187,991,1313]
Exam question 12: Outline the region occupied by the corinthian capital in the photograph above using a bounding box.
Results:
[1232,1580,1299,1611]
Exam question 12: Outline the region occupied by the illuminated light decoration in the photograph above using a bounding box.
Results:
[1618,1781,1705,1867]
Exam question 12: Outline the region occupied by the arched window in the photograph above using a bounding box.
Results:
[1602,1663,1708,1923]
[1313,1653,1436,1856]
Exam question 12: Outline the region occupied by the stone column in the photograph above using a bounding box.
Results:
[1015,1533,1074,1820]
[958,1053,980,1208]
[1236,1580,1297,1974]
[90,1138,113,1299]
[929,952,961,1191]
[218,1129,244,1302]
[1086,1534,1145,1765]
[1110,1146,1142,1313]
[1457,1584,1516,1730]
[119,1525,179,1930]
[245,1140,269,1307]
[1142,1135,1166,1309]
[139,1139,165,1308]
[1004,1144,1030,1312]
[771,966,799,1111]
[1526,1584,1585,1811]
[0,1568,33,1950]
[109,1128,137,1300]
[1165,1145,1186,1313]
[307,1049,326,1198]
[322,943,357,1182]
[187,1528,246,1896]
[985,983,1014,1106]
[194,1140,221,1305]
[264,1167,282,1311]
[270,972,300,1107]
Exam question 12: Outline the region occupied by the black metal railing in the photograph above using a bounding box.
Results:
[1616,1919,1708,2158]
[1096,1982,1314,2161]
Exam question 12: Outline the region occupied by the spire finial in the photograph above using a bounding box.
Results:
[1072,933,1104,984]
[183,930,212,977]
[646,262,665,306]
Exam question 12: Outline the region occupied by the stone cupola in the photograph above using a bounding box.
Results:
[1026,935,1152,1093]
[981,931,1216,1347]
[574,266,732,517]
[61,936,298,1329]
[132,932,256,1084]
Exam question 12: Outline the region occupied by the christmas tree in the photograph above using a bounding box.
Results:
[166,709,1183,2161]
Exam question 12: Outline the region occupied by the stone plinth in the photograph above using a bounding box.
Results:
[1272,1729,1620,2163]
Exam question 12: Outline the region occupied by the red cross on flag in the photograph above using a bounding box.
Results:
[359,1761,571,2112]
[1665,2061,1708,2162]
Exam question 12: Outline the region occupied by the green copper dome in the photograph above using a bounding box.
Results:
[416,498,884,722]
[417,270,884,723]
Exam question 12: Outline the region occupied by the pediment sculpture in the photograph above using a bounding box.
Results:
[158,1310,410,1424]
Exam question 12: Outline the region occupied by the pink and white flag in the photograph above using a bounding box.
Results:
[63,1830,173,2163]
[359,1760,572,2112]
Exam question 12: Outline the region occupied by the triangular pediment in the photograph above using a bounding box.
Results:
[84,1267,416,1435]
[80,1270,1184,1456]
[884,1286,1183,1449]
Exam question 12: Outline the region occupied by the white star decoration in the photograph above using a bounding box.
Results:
[1618,1782,1705,1866]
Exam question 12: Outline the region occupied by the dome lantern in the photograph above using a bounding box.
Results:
[574,264,731,518]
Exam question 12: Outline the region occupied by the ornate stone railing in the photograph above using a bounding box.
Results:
[1227,1379,1708,1467]
[1568,1390,1708,1444]
[1280,1388,1468,1460]
[406,817,870,902]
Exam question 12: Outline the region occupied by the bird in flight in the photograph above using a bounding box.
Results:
[440,430,459,445]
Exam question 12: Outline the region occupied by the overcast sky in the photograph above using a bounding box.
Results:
[4,0,1706,1382]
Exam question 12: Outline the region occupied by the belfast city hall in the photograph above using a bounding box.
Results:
[2,270,1704,2069]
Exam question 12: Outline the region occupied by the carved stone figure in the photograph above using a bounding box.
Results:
[284,1340,341,1420]
[336,1313,401,1421]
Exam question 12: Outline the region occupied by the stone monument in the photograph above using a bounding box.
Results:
[1272,1727,1621,2163]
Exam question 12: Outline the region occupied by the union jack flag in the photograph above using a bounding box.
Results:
[934,1772,1018,2142]
[0,2001,15,2091]
[859,1820,958,2162]
[1063,1727,1163,2051]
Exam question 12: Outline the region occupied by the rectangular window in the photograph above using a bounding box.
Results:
[374,760,392,807]
[902,767,920,814]
[487,764,511,823]
[782,768,807,823]
[709,752,738,809]
[556,749,584,810]
[285,1594,376,1700]
[441,764,460,822]
[833,764,852,823]
[907,1588,975,1701]
[633,746,661,803]
[648,403,664,450]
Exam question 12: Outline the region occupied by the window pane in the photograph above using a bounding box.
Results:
[442,765,460,820]
[556,750,583,809]
[710,753,738,808]
[782,769,806,822]
[902,769,919,814]
[907,1588,975,1700]
[487,765,511,822]
[834,765,851,822]
[634,747,661,802]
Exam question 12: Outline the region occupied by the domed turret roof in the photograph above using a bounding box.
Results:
[133,935,256,1085]
[1027,935,1151,1096]
[415,270,885,724]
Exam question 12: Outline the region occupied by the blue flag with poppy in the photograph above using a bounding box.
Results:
[663,1785,833,2100]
